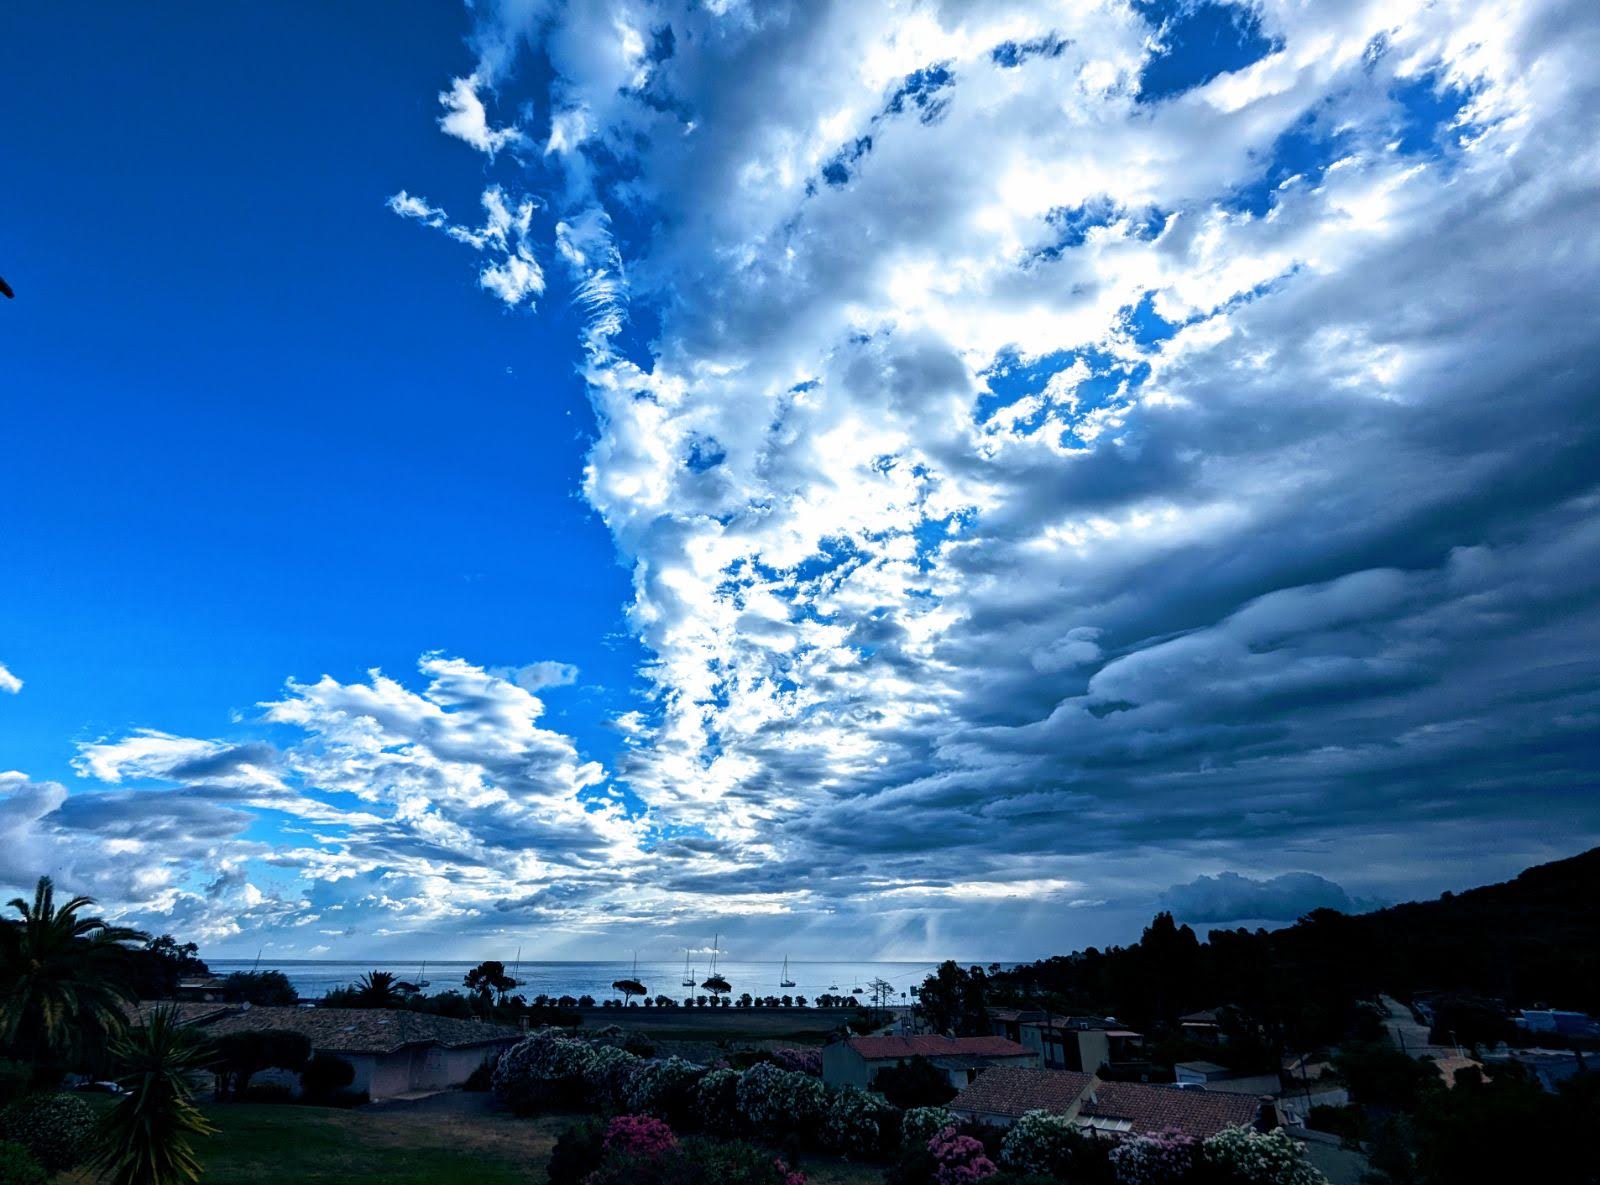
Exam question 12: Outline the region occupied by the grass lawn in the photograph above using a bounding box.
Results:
[62,1098,883,1185]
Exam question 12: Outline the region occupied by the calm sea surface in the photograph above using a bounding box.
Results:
[206,958,957,1003]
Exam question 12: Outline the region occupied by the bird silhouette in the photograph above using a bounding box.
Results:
[0,276,13,299]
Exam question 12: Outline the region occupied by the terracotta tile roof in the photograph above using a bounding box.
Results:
[1082,1081,1261,1139]
[950,1070,1261,1140]
[192,1006,521,1055]
[128,1001,236,1027]
[848,1035,1034,1061]
[949,1068,1097,1118]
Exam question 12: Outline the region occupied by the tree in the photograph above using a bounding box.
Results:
[612,978,648,1007]
[464,961,517,1007]
[916,961,989,1036]
[125,938,209,1000]
[0,876,145,1080]
[871,1056,958,1108]
[211,1030,311,1099]
[219,971,297,1006]
[299,1052,355,1102]
[90,1007,215,1185]
[351,971,403,1009]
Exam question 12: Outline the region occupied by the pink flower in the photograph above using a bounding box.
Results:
[602,1114,678,1158]
[929,1126,997,1185]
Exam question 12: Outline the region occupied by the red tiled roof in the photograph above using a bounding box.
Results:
[1083,1081,1261,1139]
[949,1068,1096,1118]
[848,1035,1033,1061]
[192,1006,521,1055]
[949,1069,1260,1140]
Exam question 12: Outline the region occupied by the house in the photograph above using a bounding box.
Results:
[1517,1010,1600,1039]
[947,1067,1097,1126]
[949,1067,1263,1139]
[1179,1009,1227,1045]
[821,1034,1039,1090]
[140,1003,520,1100]
[988,1009,1146,1075]
[1484,1048,1590,1093]
[1173,1060,1282,1096]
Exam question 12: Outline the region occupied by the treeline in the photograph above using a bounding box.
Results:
[921,846,1600,1052]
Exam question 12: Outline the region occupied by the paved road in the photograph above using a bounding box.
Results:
[1379,995,1455,1060]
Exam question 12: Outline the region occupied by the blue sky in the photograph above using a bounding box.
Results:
[1,4,637,781]
[2,0,1597,961]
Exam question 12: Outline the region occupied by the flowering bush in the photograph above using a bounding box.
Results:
[1200,1127,1328,1185]
[771,1048,822,1076]
[926,1126,997,1185]
[821,1085,899,1156]
[603,1114,678,1158]
[492,1030,598,1112]
[896,1106,953,1151]
[735,1062,827,1135]
[0,1094,95,1175]
[577,1134,807,1185]
[695,1068,745,1136]
[997,1109,1081,1178]
[1110,1127,1198,1185]
[584,1044,643,1111]
[625,1055,708,1125]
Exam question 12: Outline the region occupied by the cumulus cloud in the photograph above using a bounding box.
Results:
[1160,871,1369,923]
[0,663,20,694]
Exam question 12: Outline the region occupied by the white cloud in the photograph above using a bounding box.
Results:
[0,663,19,694]
[387,186,545,307]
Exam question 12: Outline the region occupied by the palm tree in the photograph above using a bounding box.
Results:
[0,876,146,1077]
[91,1006,215,1185]
[352,970,403,1008]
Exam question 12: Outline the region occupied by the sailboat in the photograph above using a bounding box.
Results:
[414,960,431,990]
[682,949,696,988]
[700,933,731,996]
[779,956,796,989]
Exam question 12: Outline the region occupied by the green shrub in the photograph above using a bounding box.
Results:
[0,1141,45,1185]
[873,1057,958,1109]
[0,1066,29,1110]
[735,1063,826,1139]
[625,1056,707,1127]
[0,1093,95,1174]
[694,1068,744,1136]
[821,1085,899,1156]
[493,1031,598,1113]
[300,1052,356,1101]
[463,1052,499,1092]
[548,1117,606,1185]
[583,1045,642,1112]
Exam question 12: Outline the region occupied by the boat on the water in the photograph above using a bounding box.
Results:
[779,955,795,988]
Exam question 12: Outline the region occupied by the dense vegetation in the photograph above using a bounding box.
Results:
[921,846,1600,1054]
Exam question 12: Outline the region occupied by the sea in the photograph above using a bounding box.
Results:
[206,958,953,1004]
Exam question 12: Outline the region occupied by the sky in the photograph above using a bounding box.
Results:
[1,0,1597,962]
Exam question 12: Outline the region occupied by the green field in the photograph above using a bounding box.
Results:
[64,1098,882,1185]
